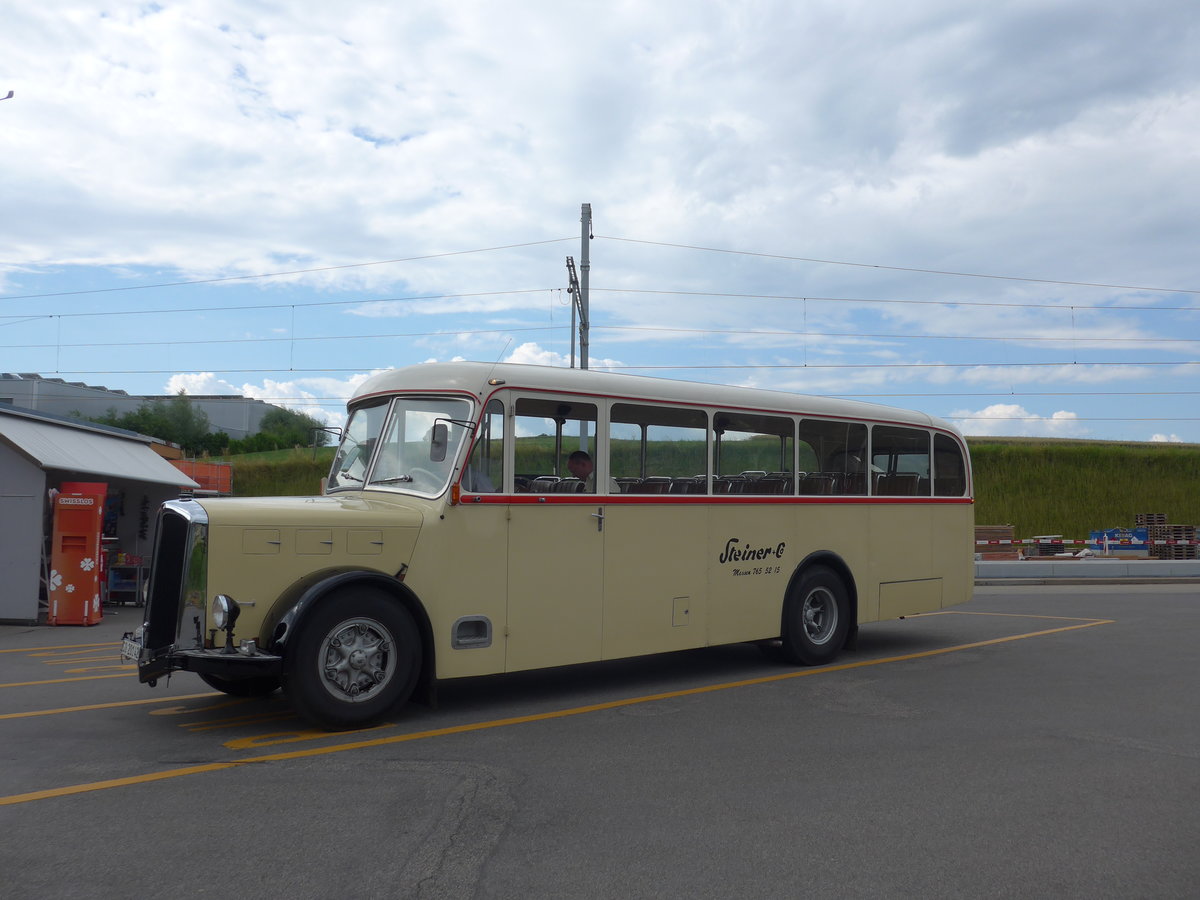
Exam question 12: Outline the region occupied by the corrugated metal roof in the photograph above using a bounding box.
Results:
[0,410,199,488]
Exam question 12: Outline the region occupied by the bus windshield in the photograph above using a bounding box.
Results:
[327,396,474,496]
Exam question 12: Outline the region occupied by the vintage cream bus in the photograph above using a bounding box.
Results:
[123,362,974,728]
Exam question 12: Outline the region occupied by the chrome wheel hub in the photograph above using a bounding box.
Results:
[802,587,837,645]
[319,618,396,702]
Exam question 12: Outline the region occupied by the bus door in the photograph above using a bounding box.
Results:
[504,398,603,672]
[601,403,710,658]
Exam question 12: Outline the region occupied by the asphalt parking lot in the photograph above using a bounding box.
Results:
[2,584,1197,899]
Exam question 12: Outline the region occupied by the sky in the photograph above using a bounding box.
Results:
[2,0,1199,443]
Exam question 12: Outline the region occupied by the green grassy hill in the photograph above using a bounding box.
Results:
[966,437,1198,538]
[221,439,1199,541]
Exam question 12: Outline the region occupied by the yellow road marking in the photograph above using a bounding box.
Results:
[0,616,1113,807]
[64,664,135,675]
[32,648,121,661]
[224,723,395,750]
[184,711,297,733]
[154,698,252,717]
[941,610,1113,623]
[3,764,242,804]
[0,673,137,688]
[0,642,120,655]
[0,693,220,720]
[45,659,125,669]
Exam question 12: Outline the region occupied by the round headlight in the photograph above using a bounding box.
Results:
[212,594,238,631]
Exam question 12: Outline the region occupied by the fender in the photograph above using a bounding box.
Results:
[263,568,438,704]
[783,550,860,650]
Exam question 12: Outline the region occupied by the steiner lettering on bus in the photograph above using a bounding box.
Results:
[719,538,786,565]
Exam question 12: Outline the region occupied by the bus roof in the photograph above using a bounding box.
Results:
[352,362,961,435]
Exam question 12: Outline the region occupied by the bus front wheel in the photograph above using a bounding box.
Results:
[283,587,422,730]
[782,566,850,666]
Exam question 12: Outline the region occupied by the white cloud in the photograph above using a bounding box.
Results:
[504,342,626,371]
[164,372,238,396]
[3,2,1199,442]
[166,370,384,428]
[1149,433,1183,443]
[949,403,1087,438]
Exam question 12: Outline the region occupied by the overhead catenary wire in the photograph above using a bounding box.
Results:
[28,360,1200,377]
[0,325,565,351]
[4,285,1198,324]
[6,227,1199,440]
[593,236,1200,296]
[0,238,575,301]
[7,323,1200,353]
[6,233,1199,305]
[0,288,561,321]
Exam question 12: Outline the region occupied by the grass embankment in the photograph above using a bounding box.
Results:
[226,448,335,497]
[967,438,1198,539]
[224,440,1200,541]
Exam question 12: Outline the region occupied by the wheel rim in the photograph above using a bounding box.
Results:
[317,617,397,703]
[801,587,838,645]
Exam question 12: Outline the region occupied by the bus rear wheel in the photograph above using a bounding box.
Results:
[782,566,850,666]
[283,588,422,730]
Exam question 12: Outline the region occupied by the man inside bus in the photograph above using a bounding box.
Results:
[567,450,620,493]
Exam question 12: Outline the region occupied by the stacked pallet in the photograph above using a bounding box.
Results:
[975,524,1018,560]
[1135,513,1167,528]
[1148,523,1198,560]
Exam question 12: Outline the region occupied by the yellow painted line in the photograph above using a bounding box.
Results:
[44,656,125,667]
[64,664,136,675]
[184,711,297,733]
[0,673,137,688]
[942,610,1113,623]
[3,763,242,804]
[155,698,252,717]
[224,722,396,750]
[0,642,120,654]
[0,693,221,721]
[0,616,1114,807]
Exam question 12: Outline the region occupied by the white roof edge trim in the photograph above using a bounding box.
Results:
[350,361,959,436]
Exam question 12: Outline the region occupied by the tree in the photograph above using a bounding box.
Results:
[81,396,326,455]
[257,406,329,448]
[82,393,212,454]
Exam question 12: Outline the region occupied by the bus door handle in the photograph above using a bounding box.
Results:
[591,507,605,532]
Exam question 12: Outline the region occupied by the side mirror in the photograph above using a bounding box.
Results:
[430,423,449,462]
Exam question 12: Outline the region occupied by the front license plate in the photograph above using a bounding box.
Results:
[121,637,143,663]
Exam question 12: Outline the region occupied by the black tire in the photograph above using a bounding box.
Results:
[283,587,422,730]
[198,672,281,697]
[781,566,851,666]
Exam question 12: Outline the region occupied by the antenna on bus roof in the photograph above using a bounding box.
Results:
[484,339,513,387]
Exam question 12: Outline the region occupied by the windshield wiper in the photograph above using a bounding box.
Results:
[371,475,414,484]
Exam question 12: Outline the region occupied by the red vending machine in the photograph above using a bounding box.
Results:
[47,482,108,626]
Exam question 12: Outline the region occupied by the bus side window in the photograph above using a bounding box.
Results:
[797,420,868,495]
[464,398,504,493]
[514,397,598,489]
[871,426,931,496]
[610,403,707,493]
[713,411,795,494]
[933,433,967,496]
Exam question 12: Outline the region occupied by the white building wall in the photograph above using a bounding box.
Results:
[0,443,47,622]
[0,375,277,439]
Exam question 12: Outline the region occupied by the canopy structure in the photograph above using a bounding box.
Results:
[0,408,198,488]
[0,405,198,623]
